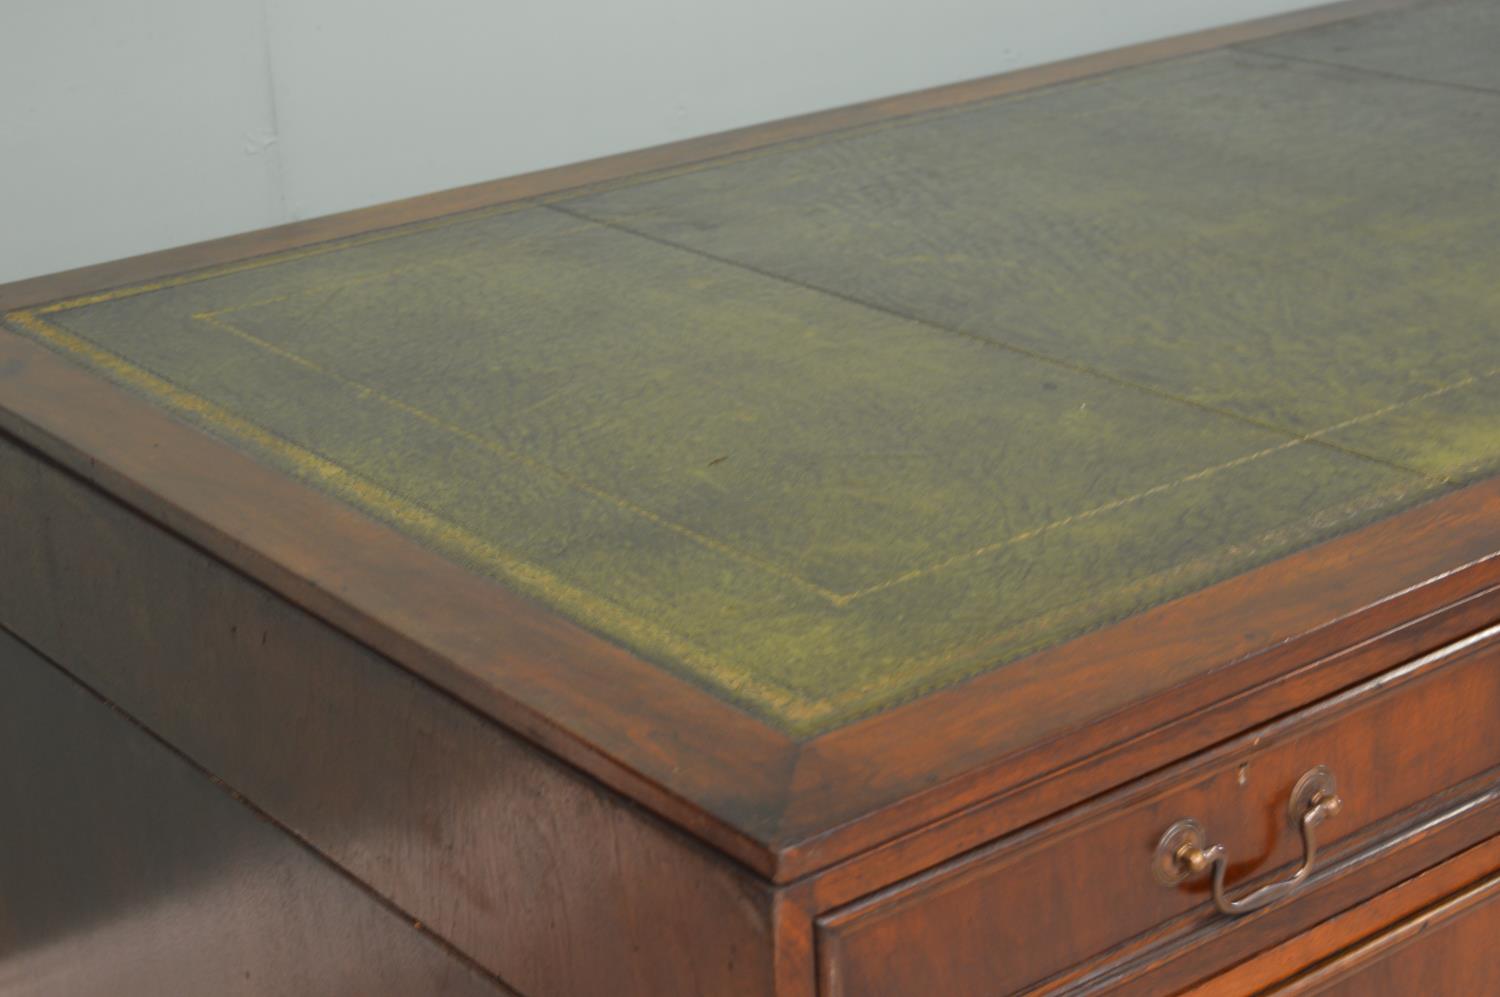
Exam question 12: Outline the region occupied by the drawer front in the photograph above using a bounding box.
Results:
[1268,868,1500,996]
[1187,834,1500,995]
[817,624,1500,997]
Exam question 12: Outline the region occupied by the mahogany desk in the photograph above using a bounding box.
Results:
[3,0,1499,992]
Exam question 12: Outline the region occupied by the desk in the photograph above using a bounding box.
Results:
[2,0,1498,992]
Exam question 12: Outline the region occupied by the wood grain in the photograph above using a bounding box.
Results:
[0,628,513,997]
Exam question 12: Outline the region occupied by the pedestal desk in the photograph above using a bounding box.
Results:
[3,0,1499,993]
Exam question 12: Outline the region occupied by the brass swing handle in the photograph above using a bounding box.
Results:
[1153,766,1344,917]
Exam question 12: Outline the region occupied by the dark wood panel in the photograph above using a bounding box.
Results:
[1273,869,1500,995]
[0,629,511,997]
[0,435,779,997]
[818,628,1500,996]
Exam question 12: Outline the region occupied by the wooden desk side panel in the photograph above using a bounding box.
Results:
[0,434,780,997]
[0,630,514,997]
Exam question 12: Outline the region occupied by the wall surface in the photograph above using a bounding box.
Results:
[2,0,1323,284]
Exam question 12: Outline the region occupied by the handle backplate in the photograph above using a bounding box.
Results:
[1152,765,1343,916]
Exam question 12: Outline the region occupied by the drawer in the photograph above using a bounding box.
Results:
[1188,833,1500,995]
[817,623,1500,997]
[1262,869,1500,995]
[0,627,510,997]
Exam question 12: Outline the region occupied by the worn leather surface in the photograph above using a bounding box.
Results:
[1251,0,1500,92]
[7,14,1498,734]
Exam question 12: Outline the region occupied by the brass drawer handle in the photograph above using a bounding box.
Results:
[1153,765,1343,916]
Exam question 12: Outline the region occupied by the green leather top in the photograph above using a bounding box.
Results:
[8,3,1499,734]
